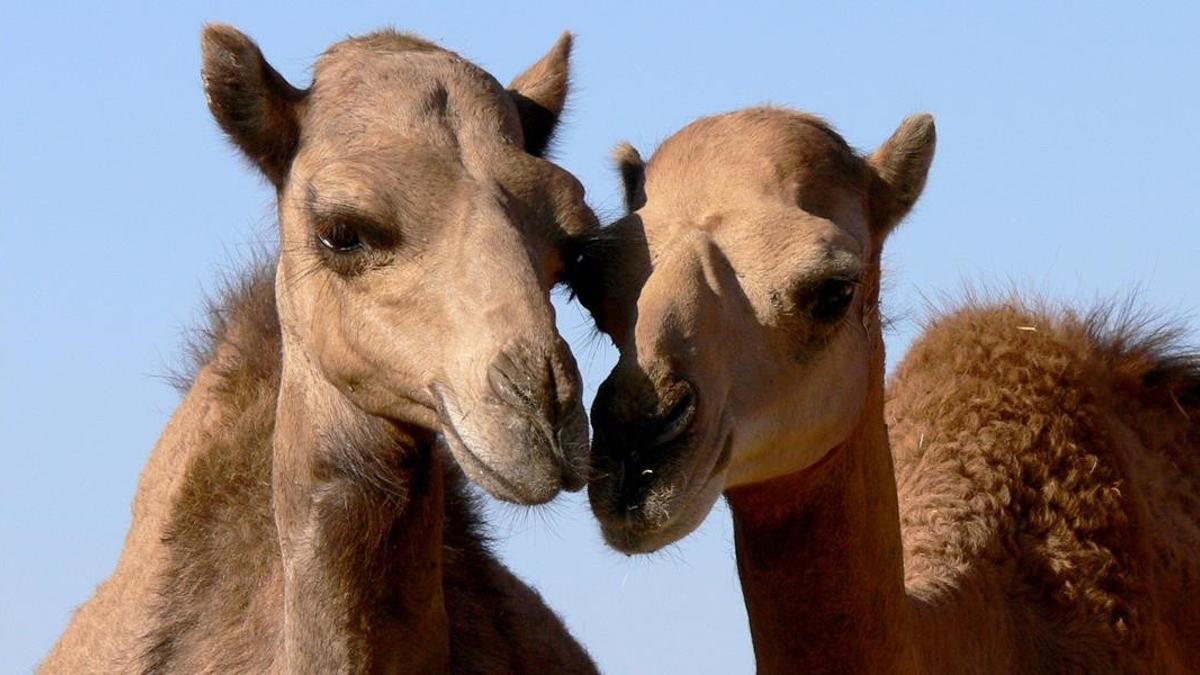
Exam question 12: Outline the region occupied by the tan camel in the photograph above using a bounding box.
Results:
[42,25,600,674]
[574,107,1200,672]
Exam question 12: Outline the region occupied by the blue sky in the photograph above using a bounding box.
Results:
[2,2,1197,673]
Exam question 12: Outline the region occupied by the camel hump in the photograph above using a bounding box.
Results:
[891,299,1200,422]
[887,298,1200,655]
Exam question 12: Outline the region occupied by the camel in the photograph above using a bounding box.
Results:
[42,25,600,674]
[573,107,1200,672]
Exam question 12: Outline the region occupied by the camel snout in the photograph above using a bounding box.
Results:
[486,342,583,433]
[586,369,731,553]
[430,340,590,504]
[593,371,698,458]
[489,341,589,492]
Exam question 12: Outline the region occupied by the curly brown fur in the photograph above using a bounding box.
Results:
[887,299,1200,672]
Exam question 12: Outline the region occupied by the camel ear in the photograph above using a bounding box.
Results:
[613,142,646,212]
[508,32,572,157]
[867,114,936,236]
[201,24,307,186]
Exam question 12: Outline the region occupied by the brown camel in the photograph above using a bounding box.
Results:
[574,107,1200,672]
[42,25,600,674]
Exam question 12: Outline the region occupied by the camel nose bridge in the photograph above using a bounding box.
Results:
[454,187,579,402]
[633,230,724,376]
[456,191,558,338]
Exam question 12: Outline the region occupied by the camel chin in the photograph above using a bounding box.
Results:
[592,473,724,555]
[589,420,732,554]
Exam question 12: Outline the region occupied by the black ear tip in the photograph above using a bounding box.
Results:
[612,141,643,169]
[613,141,647,212]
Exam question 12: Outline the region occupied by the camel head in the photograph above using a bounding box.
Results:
[576,108,935,551]
[201,25,597,504]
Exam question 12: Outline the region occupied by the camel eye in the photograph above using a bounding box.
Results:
[810,278,856,323]
[316,221,364,253]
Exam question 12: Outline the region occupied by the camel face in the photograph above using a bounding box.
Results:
[582,108,934,551]
[202,26,596,504]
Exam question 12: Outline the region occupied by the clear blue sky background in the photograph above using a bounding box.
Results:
[2,3,1197,673]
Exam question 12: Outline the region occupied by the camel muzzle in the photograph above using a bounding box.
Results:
[430,342,589,504]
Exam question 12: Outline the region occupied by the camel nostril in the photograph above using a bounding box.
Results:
[484,343,583,422]
[651,383,696,448]
[487,355,538,412]
[488,347,586,457]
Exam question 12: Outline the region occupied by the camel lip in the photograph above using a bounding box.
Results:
[431,385,561,505]
[552,402,591,491]
[593,421,733,554]
[596,466,726,555]
[598,520,669,555]
[440,412,539,504]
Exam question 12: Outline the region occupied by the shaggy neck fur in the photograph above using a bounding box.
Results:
[42,268,598,674]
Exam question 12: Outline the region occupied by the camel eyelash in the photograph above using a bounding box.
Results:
[315,220,366,253]
[808,276,860,322]
[308,214,401,277]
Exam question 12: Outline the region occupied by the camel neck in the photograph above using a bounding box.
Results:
[725,345,915,674]
[273,350,449,672]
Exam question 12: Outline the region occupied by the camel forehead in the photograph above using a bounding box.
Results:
[645,108,865,209]
[638,109,870,258]
[306,32,522,145]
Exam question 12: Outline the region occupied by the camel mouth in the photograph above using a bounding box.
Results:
[590,419,733,554]
[438,408,537,504]
[432,386,578,505]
